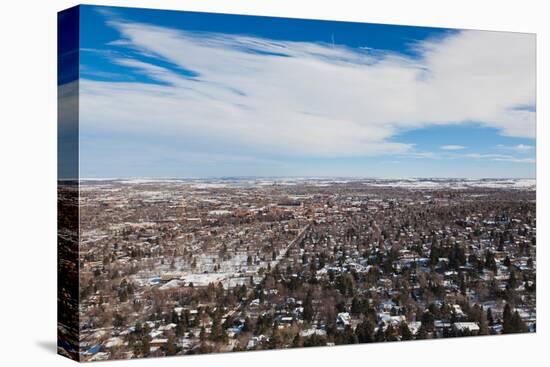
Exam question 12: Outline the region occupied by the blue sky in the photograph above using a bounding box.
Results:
[68,5,536,178]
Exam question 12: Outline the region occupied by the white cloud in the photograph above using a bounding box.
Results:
[450,152,534,164]
[496,144,534,152]
[492,157,535,163]
[79,21,535,159]
[405,152,437,159]
[440,145,466,150]
[403,151,535,164]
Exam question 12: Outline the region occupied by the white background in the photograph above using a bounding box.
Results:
[0,0,547,365]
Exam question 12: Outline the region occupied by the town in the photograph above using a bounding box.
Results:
[66,178,536,361]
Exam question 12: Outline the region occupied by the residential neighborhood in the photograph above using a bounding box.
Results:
[58,178,536,361]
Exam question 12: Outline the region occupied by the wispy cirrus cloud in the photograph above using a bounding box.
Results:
[79,16,535,164]
[443,152,535,164]
[496,144,534,153]
[491,157,535,163]
[440,145,466,151]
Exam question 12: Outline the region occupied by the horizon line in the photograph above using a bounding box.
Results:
[64,176,537,181]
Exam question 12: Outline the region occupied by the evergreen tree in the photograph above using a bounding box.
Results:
[484,251,497,273]
[292,333,301,348]
[242,316,252,332]
[421,311,435,331]
[510,311,527,333]
[351,296,362,315]
[268,329,282,349]
[416,324,429,340]
[400,322,413,341]
[479,310,489,335]
[487,308,494,326]
[140,336,151,357]
[303,290,314,322]
[375,326,386,342]
[385,324,398,341]
[502,304,512,333]
[429,243,439,266]
[355,320,375,343]
[507,271,517,290]
[165,335,177,356]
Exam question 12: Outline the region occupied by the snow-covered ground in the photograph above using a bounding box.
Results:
[79,177,536,190]
[363,178,536,190]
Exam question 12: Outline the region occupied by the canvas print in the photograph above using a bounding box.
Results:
[58,5,536,362]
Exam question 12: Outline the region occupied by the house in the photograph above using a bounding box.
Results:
[452,304,466,318]
[300,328,327,337]
[336,312,351,327]
[453,322,480,333]
[247,335,267,349]
[407,321,422,335]
[104,337,124,349]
